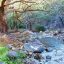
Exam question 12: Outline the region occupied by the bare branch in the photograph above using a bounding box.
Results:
[14,9,48,13]
[1,0,6,7]
[4,0,38,7]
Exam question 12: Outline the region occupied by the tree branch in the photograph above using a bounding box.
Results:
[4,0,38,7]
[0,0,6,14]
[1,0,6,7]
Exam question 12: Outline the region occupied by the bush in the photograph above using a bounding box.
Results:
[6,12,26,29]
[0,46,26,64]
[35,25,46,32]
[18,23,26,29]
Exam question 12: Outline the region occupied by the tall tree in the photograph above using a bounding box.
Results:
[0,0,8,32]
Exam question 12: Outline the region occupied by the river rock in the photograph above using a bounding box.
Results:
[45,47,53,52]
[7,50,18,59]
[6,44,13,49]
[34,53,41,60]
[33,47,45,53]
[25,58,40,64]
[23,39,43,52]
[40,37,63,49]
[46,55,51,62]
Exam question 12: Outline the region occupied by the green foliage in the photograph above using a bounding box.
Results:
[0,47,8,57]
[18,23,26,29]
[6,12,26,29]
[6,0,64,30]
[18,52,27,59]
[0,46,27,64]
[35,25,46,32]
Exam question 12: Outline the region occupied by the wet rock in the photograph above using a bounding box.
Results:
[40,37,63,49]
[53,33,58,36]
[45,47,53,52]
[6,44,13,49]
[25,58,40,64]
[23,39,43,52]
[7,50,18,60]
[46,55,51,62]
[23,43,34,52]
[34,53,41,60]
[26,51,33,58]
[33,47,45,53]
[25,61,36,64]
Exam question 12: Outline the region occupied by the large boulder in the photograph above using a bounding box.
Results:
[23,39,44,52]
[40,37,63,49]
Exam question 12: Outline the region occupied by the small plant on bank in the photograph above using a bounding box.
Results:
[0,46,27,64]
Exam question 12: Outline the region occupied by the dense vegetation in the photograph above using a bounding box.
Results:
[5,0,64,31]
[0,0,64,32]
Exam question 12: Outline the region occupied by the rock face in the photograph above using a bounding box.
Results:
[40,37,63,48]
[23,39,43,52]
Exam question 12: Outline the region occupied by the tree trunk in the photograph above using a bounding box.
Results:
[0,0,8,33]
[29,21,32,30]
[0,12,8,32]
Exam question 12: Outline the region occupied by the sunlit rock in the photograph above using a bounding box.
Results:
[23,39,43,52]
[40,37,63,49]
[33,47,45,53]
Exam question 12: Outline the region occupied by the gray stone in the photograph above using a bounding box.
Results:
[25,58,40,64]
[26,61,37,64]
[7,50,18,59]
[40,37,63,49]
[33,47,45,53]
[6,44,13,49]
[46,55,51,62]
[45,47,53,52]
[23,39,43,52]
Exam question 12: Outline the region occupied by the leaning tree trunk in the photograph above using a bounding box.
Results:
[0,0,8,33]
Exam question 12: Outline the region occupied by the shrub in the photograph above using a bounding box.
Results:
[0,46,26,64]
[18,23,26,29]
[35,25,46,32]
